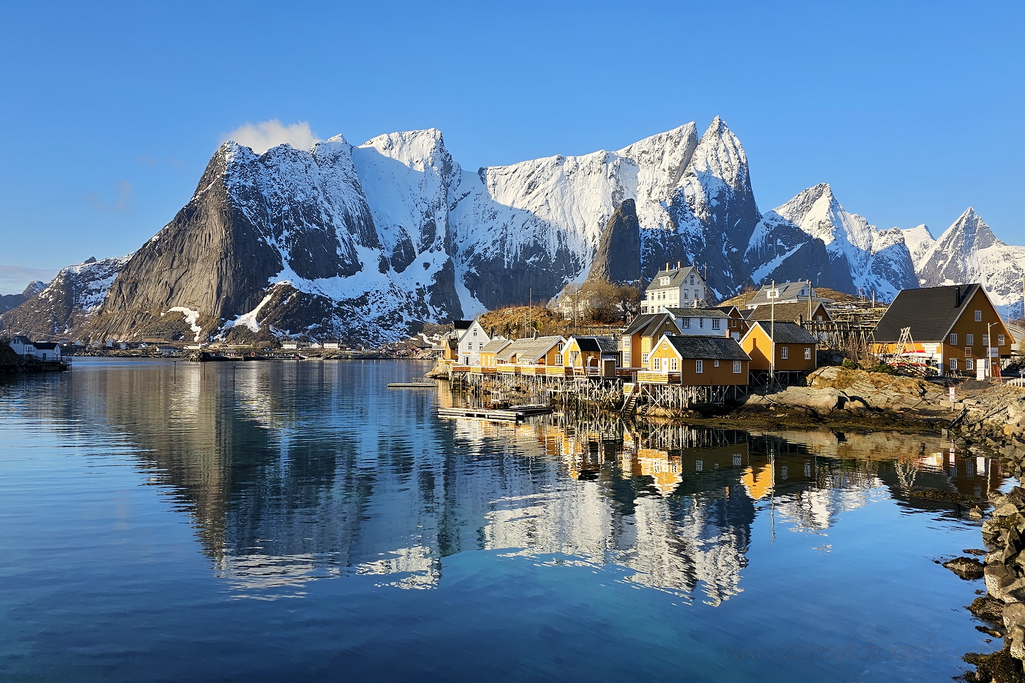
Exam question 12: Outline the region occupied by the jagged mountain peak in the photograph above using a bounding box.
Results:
[689,117,750,190]
[939,207,1001,250]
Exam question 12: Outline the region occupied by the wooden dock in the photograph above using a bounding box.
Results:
[437,405,553,422]
[387,379,438,388]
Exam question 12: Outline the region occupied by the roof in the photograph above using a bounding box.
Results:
[746,321,817,344]
[713,305,741,316]
[744,281,830,308]
[570,336,618,353]
[453,320,473,330]
[665,307,730,319]
[872,284,987,342]
[480,338,512,354]
[10,335,32,344]
[659,334,751,361]
[623,313,675,337]
[745,302,829,324]
[496,336,564,363]
[646,265,702,290]
[33,342,59,350]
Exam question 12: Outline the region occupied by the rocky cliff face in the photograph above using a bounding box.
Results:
[0,281,45,316]
[586,199,641,284]
[0,257,128,338]
[6,118,938,343]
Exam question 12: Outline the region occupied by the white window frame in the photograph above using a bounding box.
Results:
[712,319,721,330]
[781,346,789,359]
[653,357,661,371]
[670,357,678,371]
[733,360,742,374]
[966,358,975,371]
[804,347,811,360]
[554,354,562,365]
[983,334,990,346]
[695,359,703,373]
[950,333,958,345]
[950,358,958,372]
[975,310,982,322]
[966,333,974,345]
[681,318,690,328]
[714,360,720,367]
[641,353,649,364]
[999,334,1006,346]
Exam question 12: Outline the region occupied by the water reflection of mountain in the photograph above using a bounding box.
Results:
[59,362,1002,602]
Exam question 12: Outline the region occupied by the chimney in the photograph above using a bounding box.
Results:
[677,261,681,269]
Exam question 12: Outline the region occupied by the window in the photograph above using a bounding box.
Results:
[698,318,704,328]
[622,337,631,348]
[1000,334,1006,346]
[714,360,720,367]
[695,359,704,373]
[950,333,958,345]
[670,358,678,371]
[681,318,690,328]
[695,459,703,472]
[781,346,789,359]
[653,357,661,371]
[641,353,649,364]
[690,275,695,285]
[683,289,689,300]
[473,329,478,336]
[950,358,958,371]
[804,347,812,360]
[660,277,670,286]
[554,354,562,365]
[975,310,982,322]
[965,347,972,357]
[712,319,721,330]
[983,335,990,346]
[733,454,742,466]
[733,360,742,373]
[479,342,484,349]
[557,342,564,352]
[966,358,975,371]
[966,334,974,345]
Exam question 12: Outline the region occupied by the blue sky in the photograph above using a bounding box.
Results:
[0,0,1021,293]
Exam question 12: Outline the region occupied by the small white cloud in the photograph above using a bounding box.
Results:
[222,120,321,154]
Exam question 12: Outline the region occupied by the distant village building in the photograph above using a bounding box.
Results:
[743,281,828,310]
[644,334,751,386]
[443,319,491,366]
[479,338,512,368]
[620,313,680,369]
[871,283,1011,377]
[740,321,818,373]
[640,264,708,314]
[9,336,62,361]
[744,301,832,325]
[663,308,732,337]
[562,336,620,375]
[495,336,565,368]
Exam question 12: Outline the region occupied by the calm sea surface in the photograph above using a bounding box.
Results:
[0,358,1004,681]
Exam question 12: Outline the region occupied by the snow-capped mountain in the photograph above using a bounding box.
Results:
[3,118,947,344]
[0,256,129,337]
[746,183,918,301]
[904,208,1025,316]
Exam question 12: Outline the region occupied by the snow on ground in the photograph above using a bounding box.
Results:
[168,307,203,342]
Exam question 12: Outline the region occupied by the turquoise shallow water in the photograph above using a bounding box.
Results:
[0,358,1003,681]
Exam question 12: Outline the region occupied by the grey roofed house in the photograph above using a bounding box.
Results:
[453,320,473,330]
[495,336,563,363]
[660,334,751,361]
[623,312,675,338]
[571,336,618,354]
[743,281,829,309]
[744,302,831,324]
[480,338,512,355]
[665,307,731,319]
[872,283,985,342]
[744,320,817,344]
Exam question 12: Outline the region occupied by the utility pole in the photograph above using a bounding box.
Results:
[771,286,775,388]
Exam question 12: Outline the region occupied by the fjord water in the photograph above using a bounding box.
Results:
[0,360,1000,681]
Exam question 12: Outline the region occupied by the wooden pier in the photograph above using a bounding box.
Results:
[437,405,553,422]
